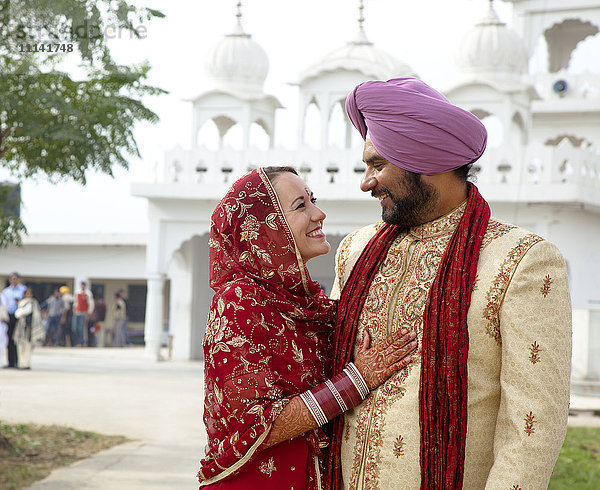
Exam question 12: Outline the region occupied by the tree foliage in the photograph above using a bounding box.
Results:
[0,0,166,247]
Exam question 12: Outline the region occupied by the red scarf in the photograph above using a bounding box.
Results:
[199,169,336,488]
[324,183,490,489]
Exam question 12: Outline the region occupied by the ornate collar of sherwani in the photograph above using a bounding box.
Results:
[407,200,467,241]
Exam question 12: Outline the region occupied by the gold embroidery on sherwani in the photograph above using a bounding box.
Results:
[540,274,553,297]
[481,219,516,249]
[346,205,465,490]
[483,234,543,344]
[529,342,542,364]
[337,230,359,282]
[524,412,536,436]
[393,435,405,457]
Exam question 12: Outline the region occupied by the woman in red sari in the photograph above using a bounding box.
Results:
[198,167,416,488]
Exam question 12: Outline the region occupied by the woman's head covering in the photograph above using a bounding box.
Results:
[345,77,487,174]
[210,168,319,300]
[200,168,335,485]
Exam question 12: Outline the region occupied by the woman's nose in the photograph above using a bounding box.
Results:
[312,205,326,221]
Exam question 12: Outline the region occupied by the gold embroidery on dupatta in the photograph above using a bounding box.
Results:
[259,457,277,476]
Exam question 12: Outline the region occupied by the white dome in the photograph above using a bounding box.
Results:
[206,22,269,95]
[456,4,527,78]
[298,31,416,84]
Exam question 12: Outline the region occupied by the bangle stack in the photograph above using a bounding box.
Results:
[299,362,370,426]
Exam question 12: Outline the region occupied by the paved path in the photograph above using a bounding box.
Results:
[0,347,205,489]
[1,347,599,489]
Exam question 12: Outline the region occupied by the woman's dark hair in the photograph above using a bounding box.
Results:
[262,166,298,184]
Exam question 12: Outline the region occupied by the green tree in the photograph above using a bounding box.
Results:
[0,0,165,247]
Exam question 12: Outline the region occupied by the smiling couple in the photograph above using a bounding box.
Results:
[197,78,572,490]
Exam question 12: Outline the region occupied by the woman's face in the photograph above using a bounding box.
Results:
[272,172,330,262]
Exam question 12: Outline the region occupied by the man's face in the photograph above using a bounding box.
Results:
[360,140,438,229]
[8,274,20,287]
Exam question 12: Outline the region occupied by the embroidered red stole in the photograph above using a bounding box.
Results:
[324,183,490,489]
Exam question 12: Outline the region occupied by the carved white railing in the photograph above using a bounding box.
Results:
[155,144,600,205]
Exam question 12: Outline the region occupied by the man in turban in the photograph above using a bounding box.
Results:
[324,78,571,489]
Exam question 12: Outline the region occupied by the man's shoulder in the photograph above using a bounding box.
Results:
[482,218,542,250]
[339,222,384,252]
[480,217,565,267]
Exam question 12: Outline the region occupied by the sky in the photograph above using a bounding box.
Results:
[9,0,600,235]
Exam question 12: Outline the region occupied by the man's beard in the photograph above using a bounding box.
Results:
[378,173,437,229]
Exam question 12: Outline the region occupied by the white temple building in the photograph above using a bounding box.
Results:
[130,0,600,394]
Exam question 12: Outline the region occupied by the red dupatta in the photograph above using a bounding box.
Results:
[324,183,490,489]
[198,169,336,487]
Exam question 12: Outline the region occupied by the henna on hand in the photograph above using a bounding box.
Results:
[262,396,318,449]
[354,329,417,390]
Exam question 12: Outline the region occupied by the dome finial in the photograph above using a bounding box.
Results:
[233,1,246,35]
[358,0,365,33]
[352,0,372,45]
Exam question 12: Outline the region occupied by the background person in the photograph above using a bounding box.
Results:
[44,288,65,346]
[58,285,74,346]
[112,290,127,347]
[72,281,94,347]
[1,272,27,368]
[87,294,106,347]
[14,287,45,369]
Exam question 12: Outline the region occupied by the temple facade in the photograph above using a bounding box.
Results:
[130,1,600,390]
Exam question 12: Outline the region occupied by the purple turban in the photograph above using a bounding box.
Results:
[345,77,487,174]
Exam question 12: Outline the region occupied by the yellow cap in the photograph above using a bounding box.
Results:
[59,286,70,294]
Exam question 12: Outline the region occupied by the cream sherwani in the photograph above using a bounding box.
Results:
[330,203,572,490]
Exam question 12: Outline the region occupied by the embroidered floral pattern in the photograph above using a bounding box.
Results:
[540,274,553,297]
[511,485,522,490]
[483,234,543,344]
[259,457,276,476]
[529,341,542,364]
[524,411,536,436]
[240,215,260,242]
[393,435,405,457]
[345,212,455,489]
[481,219,516,249]
[344,419,351,442]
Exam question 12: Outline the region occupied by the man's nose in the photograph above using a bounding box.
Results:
[360,169,376,193]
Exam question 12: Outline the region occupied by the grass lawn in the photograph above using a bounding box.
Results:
[549,426,600,489]
[0,423,128,490]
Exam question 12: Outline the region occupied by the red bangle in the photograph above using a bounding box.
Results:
[299,363,369,426]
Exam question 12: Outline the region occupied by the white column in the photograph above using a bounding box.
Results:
[320,96,329,150]
[144,273,165,361]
